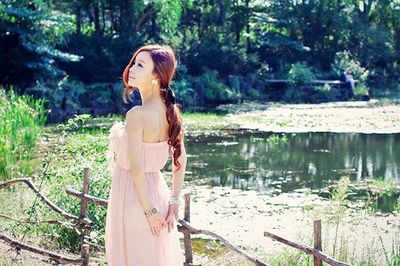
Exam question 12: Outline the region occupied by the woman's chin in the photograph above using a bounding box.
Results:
[128,81,135,87]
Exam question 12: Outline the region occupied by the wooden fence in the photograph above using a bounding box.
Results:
[0,167,350,266]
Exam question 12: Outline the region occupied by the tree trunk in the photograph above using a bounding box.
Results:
[74,0,81,34]
[94,0,101,36]
[245,0,250,51]
[118,3,123,35]
[119,0,134,35]
[101,1,106,35]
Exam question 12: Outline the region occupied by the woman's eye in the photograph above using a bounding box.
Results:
[138,63,143,67]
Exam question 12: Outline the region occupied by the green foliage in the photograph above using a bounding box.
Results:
[1,0,400,115]
[37,128,111,251]
[325,176,351,257]
[173,77,199,108]
[364,177,400,213]
[196,68,237,103]
[261,0,352,72]
[26,79,124,123]
[167,64,201,109]
[284,63,349,103]
[282,86,312,103]
[353,85,370,97]
[182,112,230,131]
[57,114,92,133]
[57,34,143,84]
[155,0,183,40]
[315,83,331,93]
[173,64,243,108]
[182,32,260,77]
[267,134,288,147]
[265,247,311,265]
[332,51,370,86]
[287,62,316,86]
[0,87,47,180]
[0,1,78,89]
[248,89,260,98]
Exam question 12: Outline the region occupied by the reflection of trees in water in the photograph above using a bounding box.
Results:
[352,134,399,181]
[185,132,400,190]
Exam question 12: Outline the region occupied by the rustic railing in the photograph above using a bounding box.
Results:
[0,167,349,265]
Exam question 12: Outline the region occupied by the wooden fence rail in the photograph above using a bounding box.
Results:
[264,230,350,266]
[0,167,350,265]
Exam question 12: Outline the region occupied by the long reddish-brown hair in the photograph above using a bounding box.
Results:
[121,44,184,171]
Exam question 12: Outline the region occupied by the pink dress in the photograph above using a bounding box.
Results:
[105,121,184,266]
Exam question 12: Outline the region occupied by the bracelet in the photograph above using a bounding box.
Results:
[168,195,180,206]
[144,207,158,217]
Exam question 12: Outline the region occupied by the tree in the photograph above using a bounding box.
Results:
[0,1,79,90]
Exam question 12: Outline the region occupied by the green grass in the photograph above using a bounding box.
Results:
[0,88,47,180]
[303,176,400,265]
[182,112,238,131]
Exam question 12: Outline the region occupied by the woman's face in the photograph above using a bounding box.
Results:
[128,51,156,89]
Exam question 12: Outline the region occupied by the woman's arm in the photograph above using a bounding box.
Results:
[170,138,187,199]
[125,106,154,213]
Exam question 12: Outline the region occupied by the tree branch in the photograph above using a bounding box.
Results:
[0,178,93,226]
[0,231,82,264]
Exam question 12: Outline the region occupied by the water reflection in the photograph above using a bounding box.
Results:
[179,130,400,192]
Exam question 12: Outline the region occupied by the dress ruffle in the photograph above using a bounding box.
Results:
[106,121,131,171]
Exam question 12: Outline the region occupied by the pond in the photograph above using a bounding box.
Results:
[176,130,400,193]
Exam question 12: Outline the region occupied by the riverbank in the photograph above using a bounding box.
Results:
[180,184,399,265]
[1,100,399,265]
[216,99,400,134]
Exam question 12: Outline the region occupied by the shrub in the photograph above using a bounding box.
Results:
[283,85,315,103]
[284,62,317,103]
[248,89,261,98]
[192,67,238,104]
[173,78,199,109]
[26,79,124,123]
[287,62,316,86]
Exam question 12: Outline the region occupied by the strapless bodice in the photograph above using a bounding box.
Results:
[106,121,171,173]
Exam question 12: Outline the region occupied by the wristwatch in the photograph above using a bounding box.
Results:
[144,207,158,217]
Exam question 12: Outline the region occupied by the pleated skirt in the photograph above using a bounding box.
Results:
[105,164,184,266]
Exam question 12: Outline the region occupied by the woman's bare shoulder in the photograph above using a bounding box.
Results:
[125,106,146,126]
[126,105,156,119]
[126,105,163,127]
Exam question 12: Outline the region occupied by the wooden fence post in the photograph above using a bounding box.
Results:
[313,219,322,266]
[183,193,193,266]
[80,167,90,266]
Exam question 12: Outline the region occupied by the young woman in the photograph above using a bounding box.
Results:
[105,44,187,265]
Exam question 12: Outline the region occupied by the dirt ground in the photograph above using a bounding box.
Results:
[221,99,400,133]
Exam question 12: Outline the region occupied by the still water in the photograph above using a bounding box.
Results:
[179,129,400,192]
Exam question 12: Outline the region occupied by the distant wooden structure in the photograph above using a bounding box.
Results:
[265,79,358,85]
[265,79,358,91]
[263,79,362,101]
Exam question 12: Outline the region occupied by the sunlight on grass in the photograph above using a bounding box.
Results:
[0,88,47,180]
[182,112,238,132]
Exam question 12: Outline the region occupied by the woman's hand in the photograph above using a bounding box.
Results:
[146,213,167,237]
[165,203,179,233]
